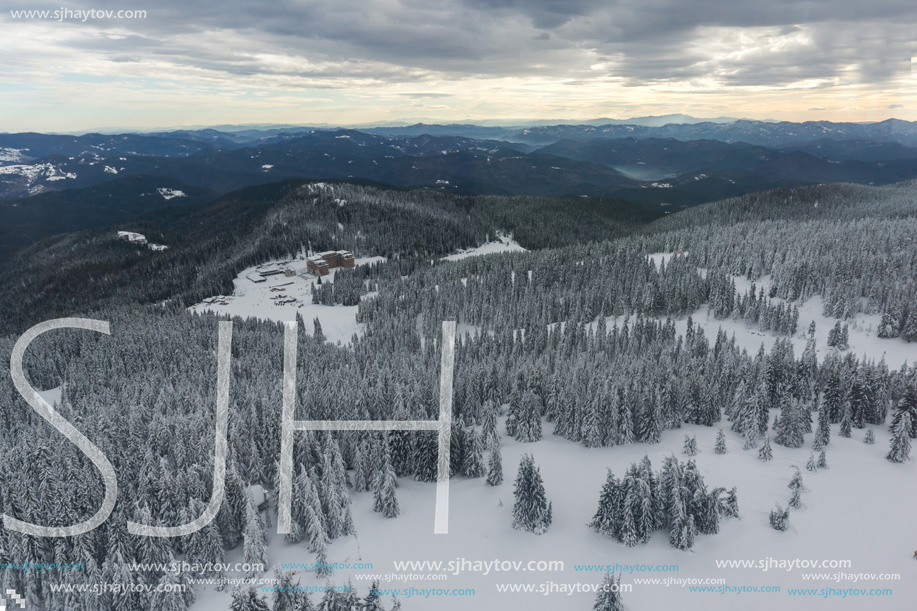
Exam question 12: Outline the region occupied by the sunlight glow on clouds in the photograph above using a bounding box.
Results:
[0,0,915,131]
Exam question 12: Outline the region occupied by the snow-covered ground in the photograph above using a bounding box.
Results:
[442,233,526,262]
[157,187,187,200]
[644,253,912,368]
[0,162,76,182]
[189,255,385,344]
[0,147,27,163]
[116,231,169,252]
[192,417,913,611]
[684,299,913,369]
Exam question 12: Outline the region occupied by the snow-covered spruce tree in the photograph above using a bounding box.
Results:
[372,438,400,518]
[714,429,727,454]
[352,441,368,493]
[846,378,869,429]
[619,494,638,547]
[769,504,790,531]
[512,454,552,534]
[230,586,271,611]
[449,420,466,477]
[721,487,740,519]
[317,584,337,611]
[886,410,913,463]
[838,404,853,438]
[243,492,268,575]
[314,544,332,578]
[148,569,192,611]
[890,385,917,438]
[667,484,696,552]
[462,427,486,478]
[878,309,901,338]
[817,450,828,469]
[827,321,842,348]
[362,581,386,611]
[743,426,758,450]
[482,399,500,449]
[774,389,805,448]
[593,572,626,611]
[295,588,317,611]
[682,435,698,456]
[184,499,225,579]
[339,578,360,610]
[505,411,518,438]
[486,442,503,486]
[304,484,330,554]
[787,469,808,510]
[814,397,831,449]
[411,431,439,482]
[758,436,773,462]
[218,458,248,549]
[515,390,543,442]
[589,469,621,538]
[806,453,818,472]
[904,311,917,343]
[390,397,413,477]
[320,435,356,538]
[273,571,298,611]
[864,429,875,445]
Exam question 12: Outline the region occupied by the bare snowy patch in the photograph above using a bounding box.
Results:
[157,187,187,200]
[442,232,526,262]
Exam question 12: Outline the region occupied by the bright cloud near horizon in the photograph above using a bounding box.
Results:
[0,0,915,132]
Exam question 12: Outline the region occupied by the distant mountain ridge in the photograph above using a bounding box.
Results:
[4,119,917,259]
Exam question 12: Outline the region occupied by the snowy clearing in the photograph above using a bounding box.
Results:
[0,162,76,182]
[442,233,527,262]
[157,187,187,200]
[645,253,913,368]
[189,255,386,344]
[0,147,27,163]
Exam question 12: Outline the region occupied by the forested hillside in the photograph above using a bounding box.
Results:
[1,178,916,611]
[0,181,656,336]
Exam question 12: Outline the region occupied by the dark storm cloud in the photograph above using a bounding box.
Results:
[12,0,917,87]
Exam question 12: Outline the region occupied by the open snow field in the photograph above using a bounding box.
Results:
[32,378,912,610]
[192,418,914,611]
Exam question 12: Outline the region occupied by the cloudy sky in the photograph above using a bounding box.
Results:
[1,0,915,131]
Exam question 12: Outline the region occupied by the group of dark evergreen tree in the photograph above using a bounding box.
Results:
[588,456,738,552]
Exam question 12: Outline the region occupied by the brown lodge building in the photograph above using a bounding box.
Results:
[307,250,355,276]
